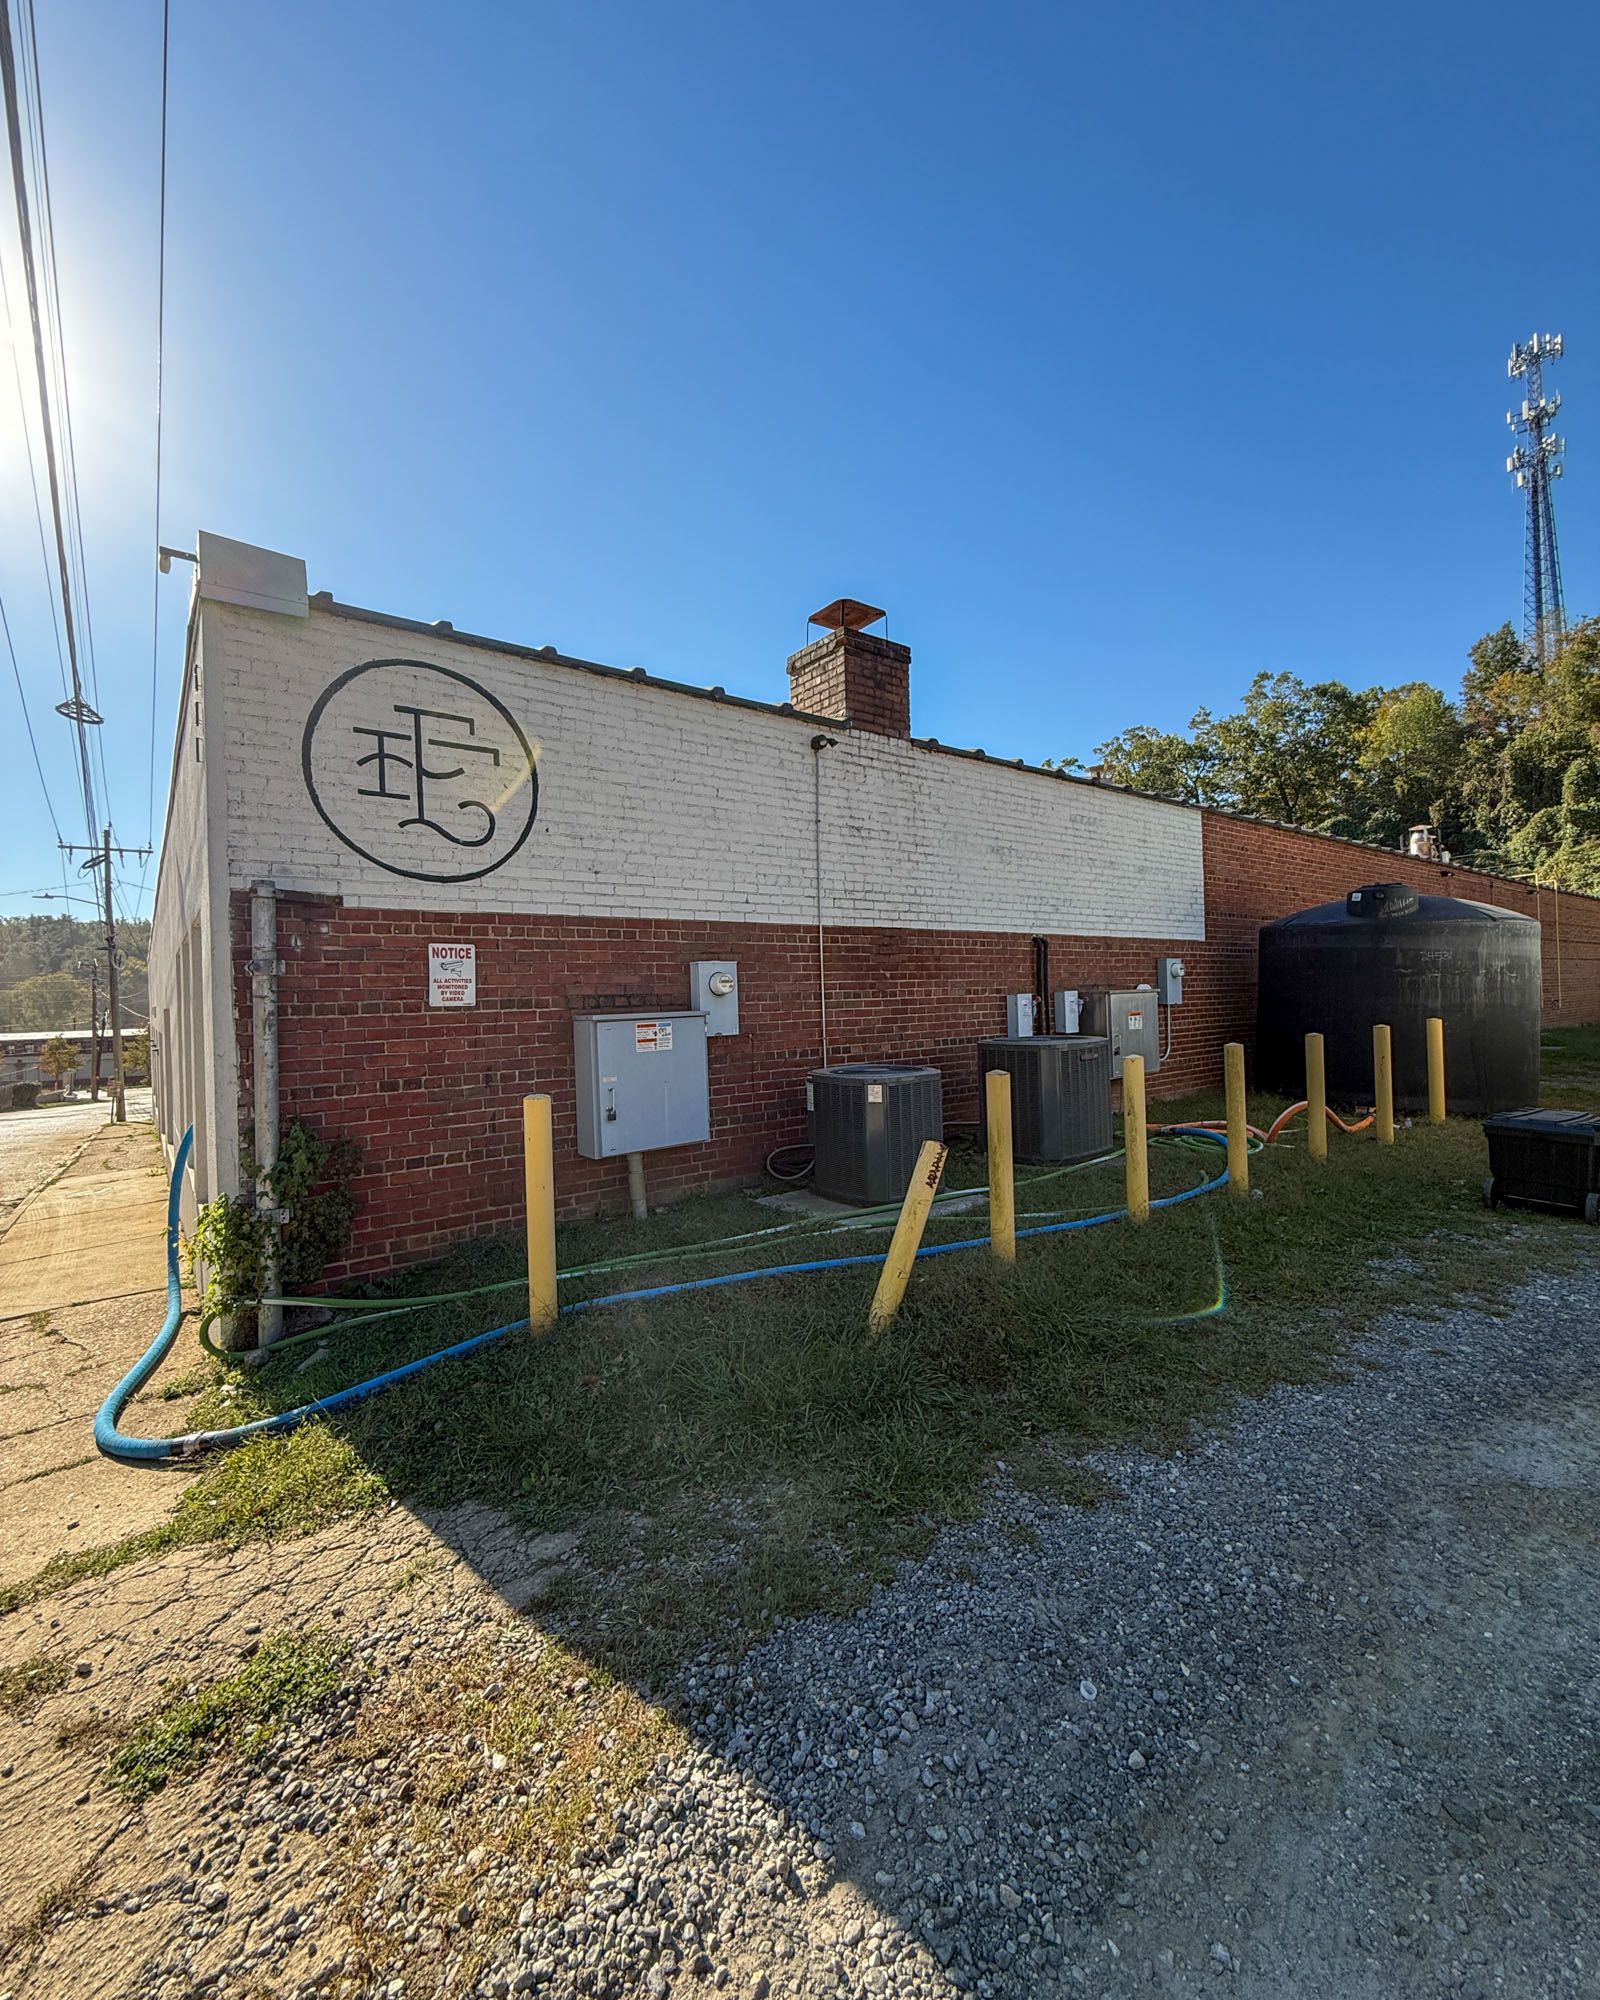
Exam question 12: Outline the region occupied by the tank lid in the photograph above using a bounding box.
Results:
[1346,881,1419,920]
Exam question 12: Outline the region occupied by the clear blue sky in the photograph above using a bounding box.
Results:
[3,0,1597,919]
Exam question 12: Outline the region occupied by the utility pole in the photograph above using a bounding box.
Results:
[58,829,149,1124]
[80,957,101,1099]
[100,827,126,1123]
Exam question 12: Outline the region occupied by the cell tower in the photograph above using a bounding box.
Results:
[1506,332,1567,662]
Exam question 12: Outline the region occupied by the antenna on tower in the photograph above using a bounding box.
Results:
[1506,332,1567,664]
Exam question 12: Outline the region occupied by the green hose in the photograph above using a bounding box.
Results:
[199,1136,1237,1364]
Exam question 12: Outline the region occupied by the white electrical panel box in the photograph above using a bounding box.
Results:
[689,960,740,1035]
[1157,957,1186,1005]
[1052,988,1081,1034]
[573,1012,710,1159]
[1005,992,1036,1037]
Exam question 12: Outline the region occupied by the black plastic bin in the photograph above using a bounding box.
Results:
[1481,1107,1600,1222]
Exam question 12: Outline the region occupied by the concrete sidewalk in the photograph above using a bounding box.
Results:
[0,1121,195,1590]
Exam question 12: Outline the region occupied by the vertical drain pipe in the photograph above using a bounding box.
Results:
[249,881,284,1349]
[811,734,837,1066]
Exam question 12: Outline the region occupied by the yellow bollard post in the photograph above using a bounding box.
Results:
[1373,1023,1395,1145]
[868,1139,949,1333]
[1122,1054,1150,1222]
[1426,1015,1446,1125]
[1223,1042,1249,1197]
[1305,1032,1328,1162]
[985,1069,1016,1263]
[523,1094,558,1333]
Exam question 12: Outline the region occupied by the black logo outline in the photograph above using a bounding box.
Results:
[302,657,539,884]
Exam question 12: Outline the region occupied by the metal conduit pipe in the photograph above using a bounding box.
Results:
[249,881,284,1349]
[626,1150,648,1220]
[811,733,837,1065]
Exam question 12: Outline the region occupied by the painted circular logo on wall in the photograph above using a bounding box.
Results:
[302,657,539,883]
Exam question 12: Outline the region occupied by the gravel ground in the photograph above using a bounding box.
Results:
[495,1264,1600,2000]
[10,1261,1598,2000]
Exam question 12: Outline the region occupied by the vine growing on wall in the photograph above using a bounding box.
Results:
[184,1120,362,1326]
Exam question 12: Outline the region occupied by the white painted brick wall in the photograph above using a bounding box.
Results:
[148,618,240,1210]
[203,598,1206,941]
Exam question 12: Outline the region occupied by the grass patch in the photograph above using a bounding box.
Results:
[0,1652,69,1715]
[106,1629,345,1801]
[1540,1025,1600,1107]
[17,1064,1597,1676]
[0,1425,386,1614]
[145,1096,1590,1681]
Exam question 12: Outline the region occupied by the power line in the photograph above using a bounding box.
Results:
[145,0,169,852]
[18,0,110,826]
[0,242,66,708]
[0,0,98,844]
[0,586,61,842]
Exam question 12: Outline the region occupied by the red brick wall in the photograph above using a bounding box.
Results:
[232,818,1600,1282]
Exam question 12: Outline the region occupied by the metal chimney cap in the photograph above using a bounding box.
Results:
[808,597,886,633]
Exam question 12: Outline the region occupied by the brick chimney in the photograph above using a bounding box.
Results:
[786,598,911,738]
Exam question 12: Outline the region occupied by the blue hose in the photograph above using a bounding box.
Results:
[95,1128,1228,1465]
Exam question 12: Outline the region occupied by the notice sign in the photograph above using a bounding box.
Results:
[427,942,477,1008]
[635,1020,673,1053]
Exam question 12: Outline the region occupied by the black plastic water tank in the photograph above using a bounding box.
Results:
[1255,881,1541,1116]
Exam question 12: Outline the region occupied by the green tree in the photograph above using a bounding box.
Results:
[123,1028,151,1080]
[1345,682,1466,850]
[0,970,91,1031]
[1085,722,1221,802]
[38,1036,83,1092]
[1200,673,1378,828]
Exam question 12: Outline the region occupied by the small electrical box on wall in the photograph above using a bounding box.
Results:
[1005,992,1036,1037]
[1158,957,1186,1005]
[689,960,740,1036]
[1052,988,1081,1034]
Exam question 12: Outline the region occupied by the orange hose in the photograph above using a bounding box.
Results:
[1151,1102,1376,1146]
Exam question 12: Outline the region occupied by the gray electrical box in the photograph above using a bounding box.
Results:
[1157,956,1186,1005]
[689,960,740,1035]
[1077,989,1161,1079]
[573,1011,710,1159]
[1052,988,1081,1034]
[1005,993,1036,1037]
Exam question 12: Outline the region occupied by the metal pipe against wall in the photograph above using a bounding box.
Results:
[811,735,837,1066]
[249,882,284,1348]
[627,1150,649,1221]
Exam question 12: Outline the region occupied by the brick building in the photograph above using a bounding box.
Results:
[149,535,1600,1282]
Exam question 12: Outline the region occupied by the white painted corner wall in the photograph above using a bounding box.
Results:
[147,614,240,1217]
